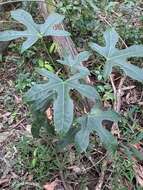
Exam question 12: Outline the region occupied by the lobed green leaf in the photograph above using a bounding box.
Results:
[75,107,120,153]
[90,28,143,82]
[0,9,70,52]
[57,51,90,75]
[25,68,100,134]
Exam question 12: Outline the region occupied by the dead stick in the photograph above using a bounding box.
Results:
[59,171,70,190]
[95,160,107,190]
[95,75,126,190]
[38,0,94,112]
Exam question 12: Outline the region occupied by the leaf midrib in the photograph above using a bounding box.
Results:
[107,49,142,60]
[61,84,65,129]
[31,82,62,95]
[107,30,112,58]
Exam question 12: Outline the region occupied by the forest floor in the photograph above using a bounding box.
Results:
[0,1,143,190]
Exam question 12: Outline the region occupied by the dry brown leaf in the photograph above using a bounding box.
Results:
[68,165,81,174]
[14,95,22,104]
[0,178,10,186]
[27,174,33,182]
[0,131,10,143]
[43,180,59,190]
[46,108,53,121]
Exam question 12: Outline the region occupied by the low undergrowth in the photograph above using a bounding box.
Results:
[0,0,143,189]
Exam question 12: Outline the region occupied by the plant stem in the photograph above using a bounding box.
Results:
[41,39,55,66]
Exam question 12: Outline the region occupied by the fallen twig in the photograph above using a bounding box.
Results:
[94,75,126,190]
[95,160,107,190]
[59,171,70,190]
[115,76,126,112]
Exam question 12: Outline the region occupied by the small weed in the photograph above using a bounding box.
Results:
[15,73,33,92]
[112,154,135,189]
[14,136,71,184]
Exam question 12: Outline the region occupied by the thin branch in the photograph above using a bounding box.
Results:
[98,14,128,48]
[95,160,107,190]
[94,77,126,190]
[41,38,55,66]
[110,75,117,96]
[115,76,126,112]
[59,171,70,190]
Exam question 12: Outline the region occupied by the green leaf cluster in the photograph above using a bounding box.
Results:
[25,68,99,134]
[2,9,143,154]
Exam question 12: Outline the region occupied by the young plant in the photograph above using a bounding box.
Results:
[1,9,143,155]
